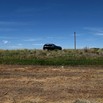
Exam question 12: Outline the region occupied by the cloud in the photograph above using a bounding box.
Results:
[16,6,50,13]
[0,21,32,32]
[24,38,42,42]
[0,21,30,26]
[32,43,43,46]
[0,28,17,32]
[24,39,37,42]
[16,8,36,13]
[2,40,9,44]
[17,44,23,46]
[47,36,68,39]
[0,36,13,39]
[0,21,16,25]
[8,45,23,49]
[95,32,103,36]
[84,27,103,36]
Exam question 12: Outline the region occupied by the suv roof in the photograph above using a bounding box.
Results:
[44,43,55,45]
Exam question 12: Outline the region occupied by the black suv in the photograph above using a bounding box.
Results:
[43,44,62,50]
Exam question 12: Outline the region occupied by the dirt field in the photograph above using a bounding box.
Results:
[0,65,103,103]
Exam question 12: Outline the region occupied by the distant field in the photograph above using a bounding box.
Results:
[0,48,103,65]
[0,65,103,103]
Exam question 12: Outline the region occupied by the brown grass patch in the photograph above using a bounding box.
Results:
[0,65,103,103]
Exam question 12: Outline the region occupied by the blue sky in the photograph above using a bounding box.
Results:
[0,0,103,49]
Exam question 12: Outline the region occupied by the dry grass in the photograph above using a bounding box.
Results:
[0,49,103,65]
[0,65,103,103]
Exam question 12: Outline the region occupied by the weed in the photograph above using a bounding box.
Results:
[0,49,103,65]
[73,99,93,103]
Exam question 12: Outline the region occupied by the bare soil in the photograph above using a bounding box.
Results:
[0,65,103,103]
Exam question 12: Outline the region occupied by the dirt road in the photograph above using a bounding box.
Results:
[0,65,103,103]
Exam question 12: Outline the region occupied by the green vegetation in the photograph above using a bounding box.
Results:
[0,48,103,65]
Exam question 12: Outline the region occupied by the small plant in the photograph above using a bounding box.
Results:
[83,47,89,53]
[21,101,34,103]
[74,99,91,103]
[74,100,90,103]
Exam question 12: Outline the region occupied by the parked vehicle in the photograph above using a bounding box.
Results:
[43,44,62,50]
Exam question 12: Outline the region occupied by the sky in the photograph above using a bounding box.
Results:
[0,0,103,49]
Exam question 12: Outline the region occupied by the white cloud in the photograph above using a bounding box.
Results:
[24,39,36,42]
[47,36,68,39]
[0,21,30,26]
[0,28,17,32]
[18,44,23,46]
[2,40,9,44]
[8,45,23,49]
[84,27,103,36]
[0,37,10,39]
[32,43,43,46]
[16,8,36,12]
[24,38,42,42]
[94,32,103,36]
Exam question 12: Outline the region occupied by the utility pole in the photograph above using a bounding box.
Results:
[74,32,76,50]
